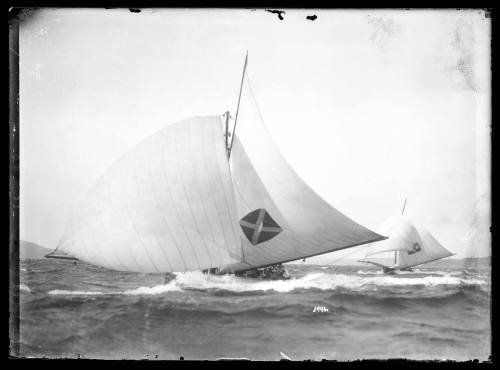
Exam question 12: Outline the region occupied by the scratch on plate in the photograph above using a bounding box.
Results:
[367,15,401,51]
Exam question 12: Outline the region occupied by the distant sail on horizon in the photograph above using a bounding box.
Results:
[51,59,386,274]
[359,215,454,271]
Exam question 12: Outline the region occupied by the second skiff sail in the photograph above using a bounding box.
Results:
[358,215,454,272]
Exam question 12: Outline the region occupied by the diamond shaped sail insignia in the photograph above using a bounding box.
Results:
[239,209,283,245]
[408,242,422,255]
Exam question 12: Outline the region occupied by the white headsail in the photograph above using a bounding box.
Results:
[396,225,454,268]
[360,215,454,270]
[221,70,386,272]
[56,116,242,273]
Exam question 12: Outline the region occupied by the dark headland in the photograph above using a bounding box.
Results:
[20,240,53,260]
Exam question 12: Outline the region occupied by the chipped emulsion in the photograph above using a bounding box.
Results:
[265,10,285,21]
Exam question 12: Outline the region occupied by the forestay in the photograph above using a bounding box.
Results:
[56,116,242,273]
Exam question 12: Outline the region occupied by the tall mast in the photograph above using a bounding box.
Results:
[223,111,231,157]
[396,198,408,265]
[228,51,248,159]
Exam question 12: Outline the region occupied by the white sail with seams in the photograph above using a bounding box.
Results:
[53,56,386,275]
[359,215,454,270]
[56,116,242,273]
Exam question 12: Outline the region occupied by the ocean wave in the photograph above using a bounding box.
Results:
[49,290,107,296]
[357,270,383,275]
[357,269,462,276]
[169,271,487,293]
[45,271,487,296]
[122,284,182,295]
[48,284,182,296]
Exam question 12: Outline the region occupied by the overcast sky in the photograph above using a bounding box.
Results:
[19,9,490,261]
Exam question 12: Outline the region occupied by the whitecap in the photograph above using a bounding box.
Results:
[20,283,31,292]
[123,284,182,295]
[47,283,183,296]
[45,270,487,296]
[48,289,106,295]
[357,270,382,275]
[167,271,487,293]
[358,269,463,277]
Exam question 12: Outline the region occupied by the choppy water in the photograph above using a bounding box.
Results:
[17,260,491,361]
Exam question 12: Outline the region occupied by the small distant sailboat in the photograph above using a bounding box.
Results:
[45,249,79,261]
[358,199,454,273]
[46,53,386,279]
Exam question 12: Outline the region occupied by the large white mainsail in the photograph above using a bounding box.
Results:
[55,116,242,273]
[52,56,387,275]
[360,215,454,270]
[221,69,386,272]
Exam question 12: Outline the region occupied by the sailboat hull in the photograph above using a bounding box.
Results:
[203,264,290,280]
[234,264,290,280]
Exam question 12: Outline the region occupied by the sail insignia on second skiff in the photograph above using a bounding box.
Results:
[358,215,454,273]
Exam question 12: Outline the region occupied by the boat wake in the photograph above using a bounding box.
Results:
[45,271,488,296]
[48,284,183,296]
[357,270,384,275]
[357,269,462,276]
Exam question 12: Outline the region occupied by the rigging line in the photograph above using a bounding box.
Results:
[228,51,248,158]
[401,198,407,215]
[322,244,369,265]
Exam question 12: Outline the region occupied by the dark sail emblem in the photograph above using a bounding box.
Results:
[239,209,283,245]
[408,242,422,255]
